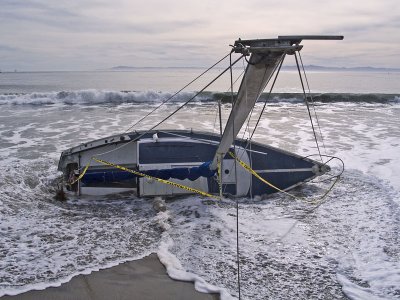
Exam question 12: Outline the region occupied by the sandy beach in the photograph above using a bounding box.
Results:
[1,254,219,300]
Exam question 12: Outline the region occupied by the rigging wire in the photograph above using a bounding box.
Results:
[223,54,284,194]
[212,68,246,135]
[212,101,219,135]
[298,52,328,155]
[231,51,342,206]
[122,52,231,134]
[230,51,241,300]
[226,54,285,181]
[248,55,285,142]
[218,99,223,136]
[93,54,244,158]
[302,154,345,183]
[147,55,244,137]
[241,59,254,141]
[294,52,324,162]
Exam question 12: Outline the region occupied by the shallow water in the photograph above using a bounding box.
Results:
[0,71,399,299]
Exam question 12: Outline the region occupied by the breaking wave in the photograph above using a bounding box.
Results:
[261,92,400,104]
[0,90,399,106]
[0,90,197,106]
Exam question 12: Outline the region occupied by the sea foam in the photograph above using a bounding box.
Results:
[1,95,399,299]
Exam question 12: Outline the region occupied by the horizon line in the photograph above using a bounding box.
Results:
[1,64,400,73]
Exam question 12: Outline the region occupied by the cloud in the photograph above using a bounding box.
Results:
[0,44,19,52]
[0,0,399,70]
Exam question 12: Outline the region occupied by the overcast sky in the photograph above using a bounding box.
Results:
[1,0,399,71]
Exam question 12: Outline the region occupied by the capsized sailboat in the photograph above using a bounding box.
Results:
[58,35,343,198]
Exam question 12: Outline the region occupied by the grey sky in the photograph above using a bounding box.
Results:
[1,0,399,71]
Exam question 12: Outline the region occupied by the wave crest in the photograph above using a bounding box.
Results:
[0,90,399,106]
[0,90,197,106]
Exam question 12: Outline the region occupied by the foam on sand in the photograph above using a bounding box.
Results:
[1,254,218,300]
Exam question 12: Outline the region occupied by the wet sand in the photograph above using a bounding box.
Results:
[2,254,220,300]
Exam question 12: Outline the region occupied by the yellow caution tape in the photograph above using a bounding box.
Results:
[91,157,220,200]
[68,152,337,204]
[228,151,339,204]
[70,162,91,185]
[228,151,298,199]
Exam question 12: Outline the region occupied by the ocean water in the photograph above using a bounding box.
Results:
[0,69,399,299]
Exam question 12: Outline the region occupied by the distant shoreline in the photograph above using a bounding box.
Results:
[1,65,399,73]
[107,65,400,73]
